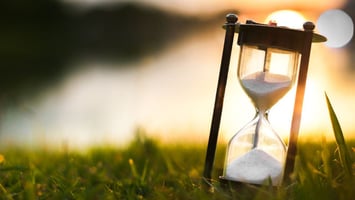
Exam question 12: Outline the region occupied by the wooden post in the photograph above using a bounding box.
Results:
[203,14,237,182]
[283,22,315,184]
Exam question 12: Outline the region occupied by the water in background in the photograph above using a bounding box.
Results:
[0,4,226,148]
[1,2,355,149]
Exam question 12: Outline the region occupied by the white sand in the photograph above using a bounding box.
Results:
[226,149,283,186]
[241,72,291,111]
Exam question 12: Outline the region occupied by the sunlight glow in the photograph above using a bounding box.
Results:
[232,0,347,13]
[264,10,306,29]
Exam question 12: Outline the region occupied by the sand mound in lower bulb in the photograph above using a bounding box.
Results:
[226,149,283,186]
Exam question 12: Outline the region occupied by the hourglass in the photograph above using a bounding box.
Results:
[222,29,300,186]
[203,14,326,187]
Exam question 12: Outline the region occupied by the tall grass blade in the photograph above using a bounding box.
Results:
[325,92,353,179]
[129,158,139,179]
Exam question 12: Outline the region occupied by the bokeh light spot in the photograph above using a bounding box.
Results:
[317,9,354,48]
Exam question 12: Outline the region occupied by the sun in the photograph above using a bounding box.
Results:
[265,10,306,29]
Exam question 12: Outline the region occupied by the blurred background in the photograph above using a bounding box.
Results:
[0,0,354,149]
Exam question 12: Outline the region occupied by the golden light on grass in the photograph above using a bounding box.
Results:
[0,154,5,164]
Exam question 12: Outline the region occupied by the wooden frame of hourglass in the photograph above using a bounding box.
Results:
[203,13,326,186]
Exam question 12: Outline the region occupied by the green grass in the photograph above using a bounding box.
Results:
[0,95,354,199]
[0,133,353,200]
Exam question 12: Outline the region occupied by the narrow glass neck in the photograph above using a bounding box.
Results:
[255,109,269,119]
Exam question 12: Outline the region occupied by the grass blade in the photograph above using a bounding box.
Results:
[325,92,353,179]
[129,158,139,179]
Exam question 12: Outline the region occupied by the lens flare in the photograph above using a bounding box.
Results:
[317,9,354,48]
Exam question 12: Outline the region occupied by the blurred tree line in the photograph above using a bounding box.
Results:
[2,0,353,98]
[0,0,225,96]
